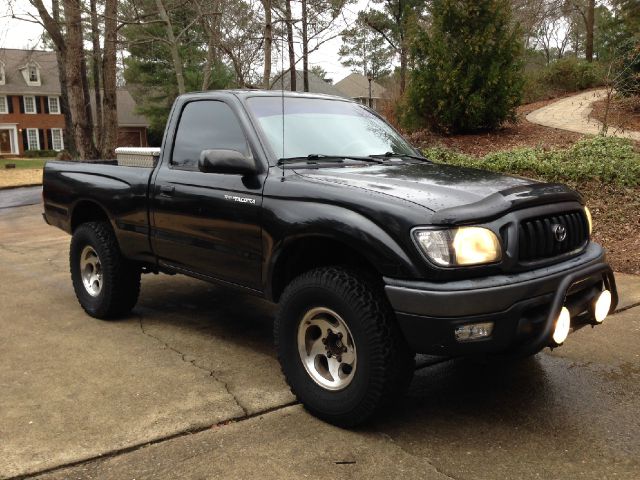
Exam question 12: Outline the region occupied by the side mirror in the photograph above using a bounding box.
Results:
[198,149,256,175]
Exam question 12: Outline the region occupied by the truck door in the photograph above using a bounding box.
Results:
[150,99,265,291]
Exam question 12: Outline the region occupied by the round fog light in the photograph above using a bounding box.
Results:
[553,307,571,345]
[593,290,612,323]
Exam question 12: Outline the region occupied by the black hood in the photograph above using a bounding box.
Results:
[297,162,582,224]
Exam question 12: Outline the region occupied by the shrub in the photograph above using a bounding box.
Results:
[543,58,602,92]
[424,136,640,186]
[23,149,58,158]
[404,0,524,133]
[522,57,604,103]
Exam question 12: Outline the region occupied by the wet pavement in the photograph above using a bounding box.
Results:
[0,186,41,210]
[1,204,639,480]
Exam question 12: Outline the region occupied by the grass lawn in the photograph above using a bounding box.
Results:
[0,158,50,169]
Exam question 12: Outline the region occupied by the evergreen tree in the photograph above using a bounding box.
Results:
[338,17,394,79]
[405,0,524,133]
[121,0,234,144]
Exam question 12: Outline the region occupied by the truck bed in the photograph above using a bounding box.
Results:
[43,160,156,263]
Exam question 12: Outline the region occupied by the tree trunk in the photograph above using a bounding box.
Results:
[89,0,103,152]
[55,48,76,156]
[262,0,272,89]
[102,0,119,158]
[49,0,76,156]
[585,0,595,62]
[154,0,186,94]
[399,45,407,94]
[285,0,296,91]
[63,0,99,160]
[301,0,309,92]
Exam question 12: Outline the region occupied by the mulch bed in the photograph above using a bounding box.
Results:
[589,96,640,133]
[406,96,583,157]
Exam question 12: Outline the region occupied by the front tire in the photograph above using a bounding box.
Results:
[275,267,414,427]
[70,221,141,319]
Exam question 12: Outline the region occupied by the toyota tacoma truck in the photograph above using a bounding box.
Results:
[43,90,618,427]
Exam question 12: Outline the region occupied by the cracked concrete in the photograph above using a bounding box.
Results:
[137,314,250,417]
[3,204,640,480]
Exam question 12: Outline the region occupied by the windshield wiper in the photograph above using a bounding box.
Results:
[369,152,431,162]
[277,154,383,166]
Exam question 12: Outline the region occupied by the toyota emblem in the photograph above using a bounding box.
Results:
[553,224,567,242]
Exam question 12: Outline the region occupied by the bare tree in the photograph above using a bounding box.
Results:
[261,0,273,89]
[89,0,103,152]
[567,0,596,61]
[154,0,186,94]
[63,0,99,159]
[284,0,296,90]
[102,0,118,158]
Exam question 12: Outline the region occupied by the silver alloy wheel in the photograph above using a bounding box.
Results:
[80,245,103,297]
[297,307,357,391]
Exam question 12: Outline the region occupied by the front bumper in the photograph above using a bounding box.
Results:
[384,243,618,355]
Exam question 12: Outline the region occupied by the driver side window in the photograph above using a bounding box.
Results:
[171,101,250,170]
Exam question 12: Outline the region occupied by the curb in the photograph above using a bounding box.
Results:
[0,183,43,191]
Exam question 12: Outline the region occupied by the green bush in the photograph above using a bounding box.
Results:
[424,136,640,186]
[543,58,602,92]
[23,149,57,158]
[522,58,604,103]
[404,0,524,133]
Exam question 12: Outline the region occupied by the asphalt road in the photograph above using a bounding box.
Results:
[1,204,639,480]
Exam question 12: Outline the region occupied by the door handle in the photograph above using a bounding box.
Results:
[159,184,175,195]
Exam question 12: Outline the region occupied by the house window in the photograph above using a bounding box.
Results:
[0,62,5,85]
[29,65,39,82]
[0,96,7,114]
[48,96,60,114]
[24,96,36,114]
[27,128,40,150]
[51,128,64,151]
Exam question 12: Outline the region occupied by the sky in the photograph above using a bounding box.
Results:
[0,0,374,84]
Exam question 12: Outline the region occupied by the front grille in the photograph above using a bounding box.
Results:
[518,210,589,262]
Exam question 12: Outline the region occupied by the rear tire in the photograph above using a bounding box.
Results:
[275,267,414,427]
[70,221,141,319]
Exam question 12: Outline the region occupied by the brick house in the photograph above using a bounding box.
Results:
[0,48,149,156]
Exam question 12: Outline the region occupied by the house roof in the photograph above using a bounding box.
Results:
[335,73,387,99]
[0,48,149,127]
[89,89,149,127]
[0,48,60,95]
[270,70,349,98]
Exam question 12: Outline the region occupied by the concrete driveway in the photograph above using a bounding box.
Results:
[1,204,639,480]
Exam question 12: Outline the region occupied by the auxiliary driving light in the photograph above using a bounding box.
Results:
[592,289,612,323]
[454,322,494,342]
[552,307,571,345]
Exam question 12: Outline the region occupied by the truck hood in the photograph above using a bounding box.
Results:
[297,162,582,224]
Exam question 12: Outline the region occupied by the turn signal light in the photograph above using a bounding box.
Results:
[455,322,494,342]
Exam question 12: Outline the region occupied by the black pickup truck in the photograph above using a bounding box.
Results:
[43,90,618,426]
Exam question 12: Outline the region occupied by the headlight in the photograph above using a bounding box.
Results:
[413,227,502,267]
[584,206,593,234]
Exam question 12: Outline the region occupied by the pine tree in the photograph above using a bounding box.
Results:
[405,0,524,133]
[338,17,394,79]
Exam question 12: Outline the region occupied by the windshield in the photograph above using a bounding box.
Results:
[246,96,417,160]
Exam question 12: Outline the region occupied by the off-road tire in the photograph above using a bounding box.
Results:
[70,221,141,319]
[275,266,414,427]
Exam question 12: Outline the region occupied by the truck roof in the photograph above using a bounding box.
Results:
[178,89,356,103]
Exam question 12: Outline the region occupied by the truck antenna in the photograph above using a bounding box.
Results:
[280,23,286,182]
